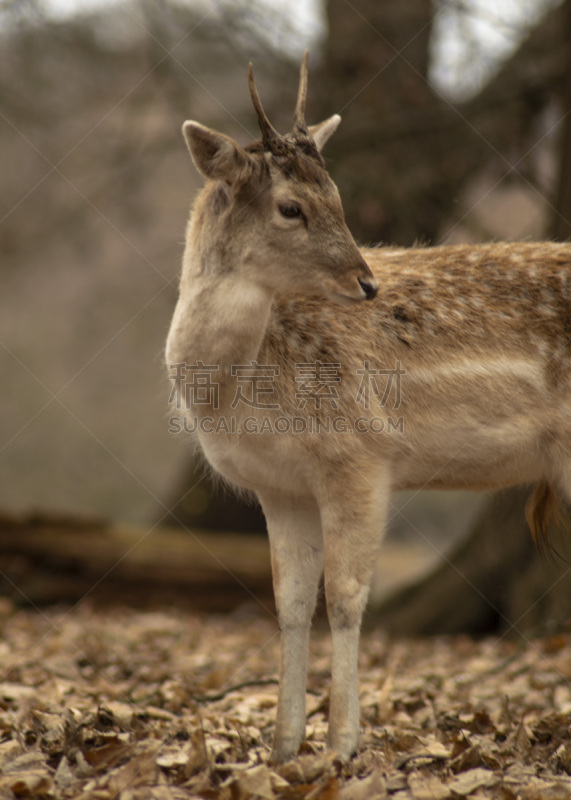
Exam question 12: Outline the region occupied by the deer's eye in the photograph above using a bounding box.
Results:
[279,203,302,219]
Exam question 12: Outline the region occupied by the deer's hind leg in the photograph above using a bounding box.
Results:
[258,491,324,764]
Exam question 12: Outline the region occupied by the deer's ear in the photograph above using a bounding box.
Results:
[308,114,341,152]
[182,121,253,184]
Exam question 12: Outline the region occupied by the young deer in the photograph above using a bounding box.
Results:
[166,55,571,762]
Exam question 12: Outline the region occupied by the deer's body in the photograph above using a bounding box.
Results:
[166,57,571,762]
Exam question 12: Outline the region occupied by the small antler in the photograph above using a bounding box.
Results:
[293,51,309,135]
[248,62,281,149]
[248,53,320,162]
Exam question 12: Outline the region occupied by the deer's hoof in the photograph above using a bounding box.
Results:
[268,737,302,765]
[326,731,359,762]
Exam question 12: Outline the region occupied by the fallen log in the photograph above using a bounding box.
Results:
[0,511,274,612]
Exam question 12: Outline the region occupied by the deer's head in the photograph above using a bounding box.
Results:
[182,54,378,303]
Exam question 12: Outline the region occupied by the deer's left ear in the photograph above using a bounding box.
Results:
[308,114,341,152]
[182,121,253,184]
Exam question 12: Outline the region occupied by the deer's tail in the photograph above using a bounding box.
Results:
[525,480,559,556]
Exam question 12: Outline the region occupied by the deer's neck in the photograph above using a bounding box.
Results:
[167,267,273,391]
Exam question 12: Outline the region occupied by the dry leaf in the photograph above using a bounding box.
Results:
[339,769,386,799]
[231,764,274,799]
[0,683,37,702]
[277,754,335,785]
[408,770,450,800]
[521,782,571,800]
[2,752,49,774]
[304,774,339,800]
[269,771,291,792]
[0,740,22,767]
[447,768,498,795]
[157,746,192,770]
[1,603,571,798]
[54,755,76,792]
[7,771,54,797]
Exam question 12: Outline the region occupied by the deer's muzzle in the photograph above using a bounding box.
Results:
[358,277,378,300]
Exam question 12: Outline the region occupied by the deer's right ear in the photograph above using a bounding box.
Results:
[182,121,252,184]
[308,114,341,152]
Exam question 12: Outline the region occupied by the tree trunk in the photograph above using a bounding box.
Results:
[316,0,455,245]
[549,0,571,241]
[371,488,571,635]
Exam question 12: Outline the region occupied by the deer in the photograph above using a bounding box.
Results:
[165,53,571,763]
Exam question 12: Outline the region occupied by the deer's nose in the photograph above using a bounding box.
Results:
[358,277,378,300]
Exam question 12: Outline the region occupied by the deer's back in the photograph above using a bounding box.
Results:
[268,241,571,381]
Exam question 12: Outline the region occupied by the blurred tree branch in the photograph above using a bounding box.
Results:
[549,0,571,240]
[316,0,571,245]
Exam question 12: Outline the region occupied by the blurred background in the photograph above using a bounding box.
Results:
[1,0,571,606]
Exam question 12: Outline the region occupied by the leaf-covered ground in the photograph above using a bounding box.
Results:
[1,600,571,799]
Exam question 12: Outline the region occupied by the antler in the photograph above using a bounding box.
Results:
[248,62,281,150]
[293,51,309,135]
[248,53,320,161]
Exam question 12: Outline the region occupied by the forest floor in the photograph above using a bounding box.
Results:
[1,601,571,799]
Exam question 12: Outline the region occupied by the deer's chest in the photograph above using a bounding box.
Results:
[196,420,312,495]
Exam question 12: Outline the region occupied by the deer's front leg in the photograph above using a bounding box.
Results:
[258,492,323,763]
[320,473,390,760]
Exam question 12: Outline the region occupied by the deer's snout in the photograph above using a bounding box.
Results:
[324,246,378,304]
[358,276,378,300]
[353,250,378,300]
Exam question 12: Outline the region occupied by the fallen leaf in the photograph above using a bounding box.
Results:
[339,769,386,799]
[305,774,339,800]
[231,764,275,799]
[7,771,54,798]
[408,770,451,800]
[521,781,571,800]
[0,684,37,702]
[277,754,336,785]
[447,768,499,795]
[54,755,75,792]
[0,739,22,767]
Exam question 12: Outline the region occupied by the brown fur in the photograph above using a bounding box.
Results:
[166,59,571,763]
